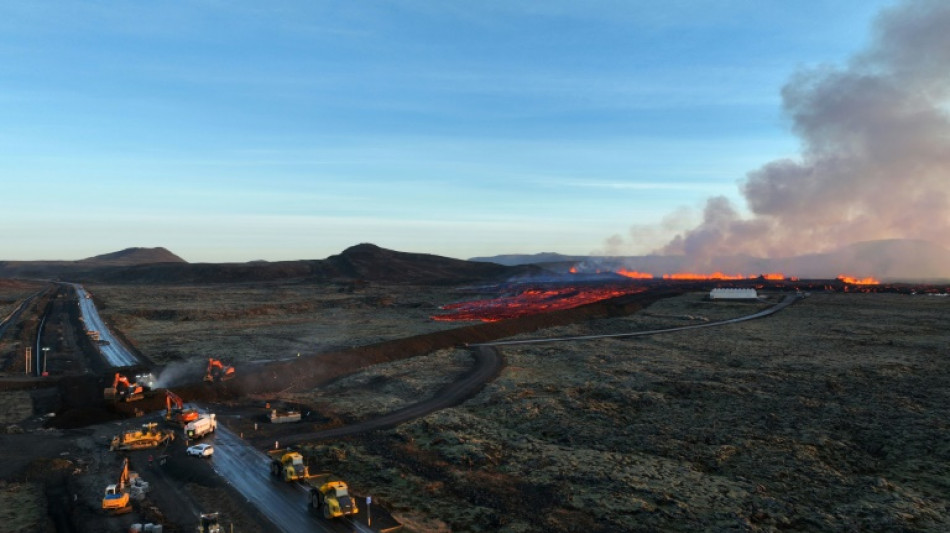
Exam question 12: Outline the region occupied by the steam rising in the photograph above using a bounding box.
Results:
[642,0,950,268]
[153,360,204,389]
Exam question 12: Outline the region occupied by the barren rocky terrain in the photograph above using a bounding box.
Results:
[89,282,466,366]
[2,277,948,532]
[284,292,950,532]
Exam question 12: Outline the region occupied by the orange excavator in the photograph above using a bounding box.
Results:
[101,457,132,514]
[165,390,199,427]
[104,372,144,402]
[204,358,235,383]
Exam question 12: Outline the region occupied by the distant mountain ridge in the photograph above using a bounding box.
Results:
[1,239,946,283]
[0,243,538,284]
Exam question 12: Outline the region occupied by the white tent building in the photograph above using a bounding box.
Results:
[709,288,758,300]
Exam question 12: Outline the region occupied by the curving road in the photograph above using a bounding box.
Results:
[71,283,139,367]
[470,293,803,347]
[278,345,504,447]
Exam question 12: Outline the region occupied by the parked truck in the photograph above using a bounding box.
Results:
[185,413,217,439]
[305,473,358,519]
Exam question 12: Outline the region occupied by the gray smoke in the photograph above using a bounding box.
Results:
[653,0,950,267]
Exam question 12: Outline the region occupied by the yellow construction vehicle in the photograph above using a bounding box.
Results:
[305,473,358,519]
[101,457,133,515]
[267,449,310,481]
[110,422,175,451]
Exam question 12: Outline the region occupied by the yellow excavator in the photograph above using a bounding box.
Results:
[101,457,133,515]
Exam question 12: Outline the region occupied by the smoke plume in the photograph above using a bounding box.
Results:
[646,0,950,268]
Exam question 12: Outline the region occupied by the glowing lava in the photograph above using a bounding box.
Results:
[616,268,653,279]
[571,266,785,281]
[432,285,646,322]
[837,275,880,285]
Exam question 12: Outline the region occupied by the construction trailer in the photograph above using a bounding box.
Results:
[709,288,758,300]
[269,409,301,424]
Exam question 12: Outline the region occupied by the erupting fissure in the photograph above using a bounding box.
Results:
[837,275,880,285]
[577,267,788,282]
[432,285,646,322]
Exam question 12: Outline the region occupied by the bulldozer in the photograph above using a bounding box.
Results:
[305,474,358,519]
[104,372,145,402]
[267,449,310,482]
[203,358,235,383]
[165,389,199,427]
[101,457,133,515]
[110,422,175,451]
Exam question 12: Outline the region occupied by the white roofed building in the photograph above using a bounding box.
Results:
[709,288,758,300]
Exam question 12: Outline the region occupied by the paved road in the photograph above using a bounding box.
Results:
[278,345,504,447]
[470,293,803,347]
[211,426,375,533]
[71,283,139,367]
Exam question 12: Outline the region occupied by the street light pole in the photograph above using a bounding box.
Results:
[41,347,50,375]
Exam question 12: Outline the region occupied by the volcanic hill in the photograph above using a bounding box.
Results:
[0,244,538,285]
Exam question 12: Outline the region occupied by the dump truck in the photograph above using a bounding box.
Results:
[101,457,133,515]
[203,358,235,383]
[110,422,175,451]
[185,413,216,439]
[267,449,310,481]
[165,390,199,427]
[305,473,358,519]
[104,372,145,402]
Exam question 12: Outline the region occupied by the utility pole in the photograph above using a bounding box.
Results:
[25,347,31,376]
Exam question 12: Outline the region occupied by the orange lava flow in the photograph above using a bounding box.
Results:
[432,286,646,322]
[616,268,653,279]
[569,267,786,281]
[837,275,880,285]
[662,272,747,281]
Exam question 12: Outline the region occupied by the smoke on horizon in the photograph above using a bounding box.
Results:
[615,0,950,269]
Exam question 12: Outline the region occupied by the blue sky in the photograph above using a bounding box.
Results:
[1,1,894,262]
